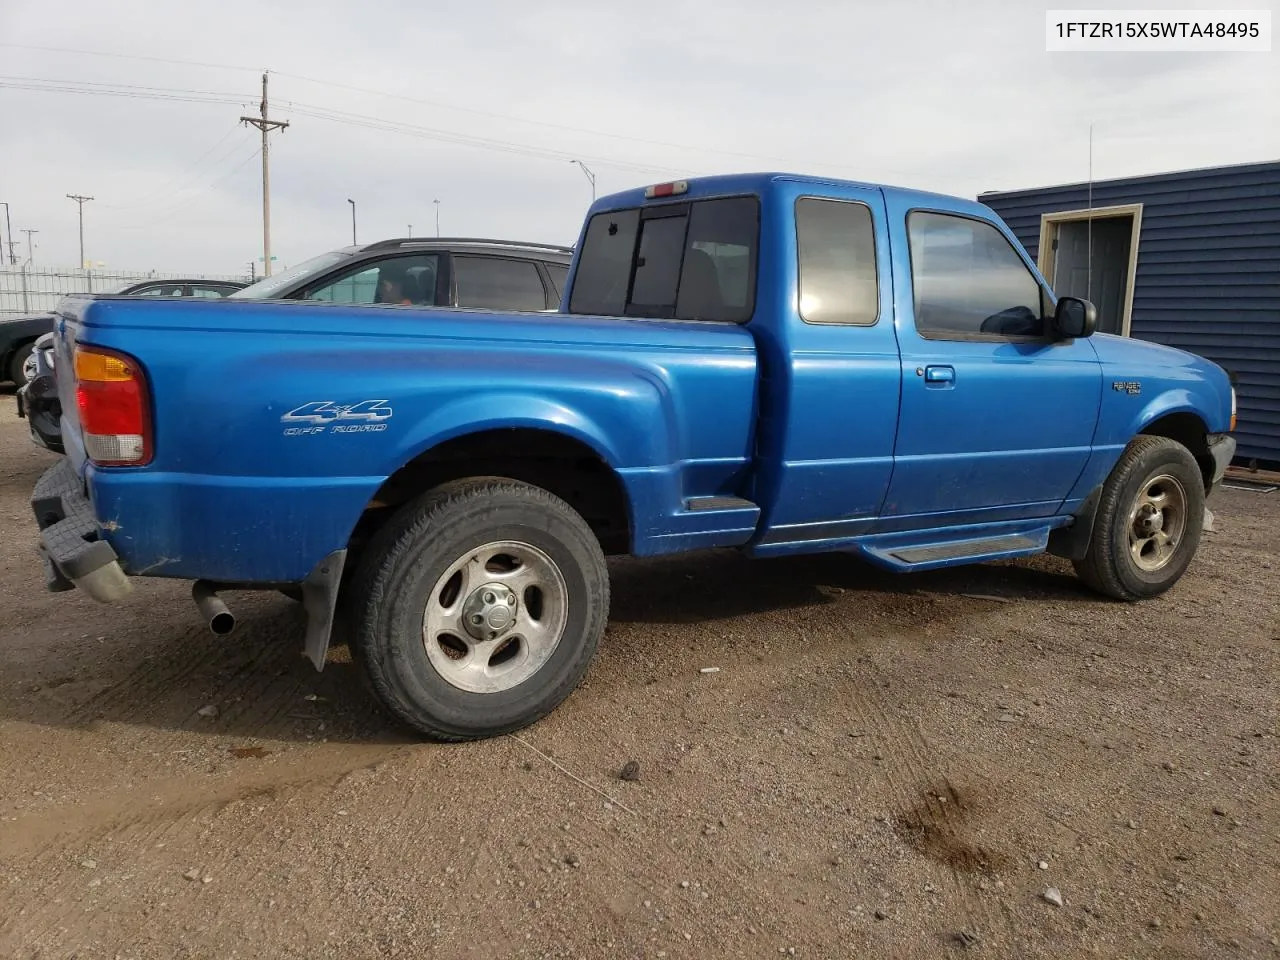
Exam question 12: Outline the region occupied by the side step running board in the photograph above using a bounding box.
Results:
[685,496,758,512]
[860,528,1052,572]
[888,534,1042,564]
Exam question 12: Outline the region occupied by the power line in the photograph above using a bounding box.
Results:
[0,73,687,177]
[1,65,964,194]
[0,74,247,99]
[283,101,695,177]
[98,125,249,209]
[0,42,257,75]
[0,77,245,106]
[273,70,845,171]
[114,145,262,229]
[0,43,765,165]
[0,45,858,174]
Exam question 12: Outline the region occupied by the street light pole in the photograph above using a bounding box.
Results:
[347,198,357,245]
[66,194,94,267]
[570,160,597,202]
[433,199,440,238]
[0,201,15,265]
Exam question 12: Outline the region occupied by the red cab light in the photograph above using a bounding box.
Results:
[74,346,152,466]
[644,180,689,199]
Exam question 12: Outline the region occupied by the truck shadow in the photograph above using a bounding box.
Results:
[606,548,1095,625]
[0,549,1097,747]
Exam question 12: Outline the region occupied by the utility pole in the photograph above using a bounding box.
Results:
[347,198,356,245]
[66,194,93,267]
[240,72,289,276]
[433,199,440,237]
[0,202,15,265]
[21,228,38,266]
[407,224,412,238]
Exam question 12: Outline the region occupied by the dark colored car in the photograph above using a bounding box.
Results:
[16,239,573,454]
[12,277,248,453]
[223,237,573,310]
[3,277,248,385]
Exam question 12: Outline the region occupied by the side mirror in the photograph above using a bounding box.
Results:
[1053,296,1097,339]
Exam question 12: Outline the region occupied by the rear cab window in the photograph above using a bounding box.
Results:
[567,195,759,322]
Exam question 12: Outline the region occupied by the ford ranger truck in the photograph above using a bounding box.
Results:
[30,172,1237,741]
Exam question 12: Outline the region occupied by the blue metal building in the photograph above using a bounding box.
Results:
[980,160,1280,466]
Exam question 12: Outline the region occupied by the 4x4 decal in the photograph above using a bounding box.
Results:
[281,400,393,435]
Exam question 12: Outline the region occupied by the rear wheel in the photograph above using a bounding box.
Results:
[349,478,609,741]
[1074,435,1205,601]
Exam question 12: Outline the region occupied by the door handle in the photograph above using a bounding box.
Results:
[923,365,955,384]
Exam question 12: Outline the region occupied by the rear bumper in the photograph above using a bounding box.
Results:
[1207,433,1236,489]
[30,458,132,602]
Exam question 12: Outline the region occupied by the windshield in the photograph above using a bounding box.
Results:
[227,250,354,299]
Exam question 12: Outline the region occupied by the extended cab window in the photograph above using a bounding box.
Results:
[907,212,1046,339]
[796,198,878,325]
[568,196,758,322]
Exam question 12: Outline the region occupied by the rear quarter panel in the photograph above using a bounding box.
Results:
[67,297,758,581]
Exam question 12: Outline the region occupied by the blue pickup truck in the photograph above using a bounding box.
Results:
[31,172,1236,740]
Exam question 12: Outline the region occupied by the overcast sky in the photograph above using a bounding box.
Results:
[1,0,1276,276]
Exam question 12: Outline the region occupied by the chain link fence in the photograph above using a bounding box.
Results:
[1,266,253,318]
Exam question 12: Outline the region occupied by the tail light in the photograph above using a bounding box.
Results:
[74,346,153,466]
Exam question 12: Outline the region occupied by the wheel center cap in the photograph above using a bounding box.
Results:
[462,582,518,641]
[1138,507,1164,535]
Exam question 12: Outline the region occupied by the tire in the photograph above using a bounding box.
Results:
[8,341,34,386]
[349,477,610,741]
[1074,435,1206,601]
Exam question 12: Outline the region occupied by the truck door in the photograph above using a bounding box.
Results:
[881,200,1102,526]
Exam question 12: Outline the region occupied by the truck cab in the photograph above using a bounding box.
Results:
[564,174,1233,564]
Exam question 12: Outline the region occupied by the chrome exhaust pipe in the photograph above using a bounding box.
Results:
[192,580,236,635]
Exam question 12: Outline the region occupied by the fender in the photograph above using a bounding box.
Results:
[386,393,627,474]
[1128,390,1214,441]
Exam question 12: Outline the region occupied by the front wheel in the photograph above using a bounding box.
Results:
[1074,435,1206,601]
[349,478,610,741]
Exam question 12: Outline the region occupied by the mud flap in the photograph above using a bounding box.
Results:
[301,549,347,672]
[1046,486,1102,562]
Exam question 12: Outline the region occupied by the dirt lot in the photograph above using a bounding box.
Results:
[0,398,1277,960]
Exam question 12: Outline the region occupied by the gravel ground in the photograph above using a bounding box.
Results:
[1,397,1277,959]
